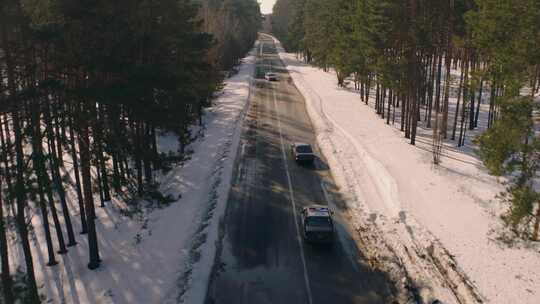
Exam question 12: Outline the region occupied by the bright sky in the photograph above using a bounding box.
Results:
[259,0,276,15]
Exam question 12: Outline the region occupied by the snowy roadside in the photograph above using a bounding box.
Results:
[172,43,256,304]
[272,36,540,304]
[16,44,256,304]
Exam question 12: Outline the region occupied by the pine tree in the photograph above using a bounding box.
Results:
[0,174,14,304]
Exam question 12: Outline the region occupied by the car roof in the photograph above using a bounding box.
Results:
[294,142,311,147]
[266,72,276,75]
[305,205,331,217]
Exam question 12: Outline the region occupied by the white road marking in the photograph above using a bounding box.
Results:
[271,83,314,304]
[320,181,332,206]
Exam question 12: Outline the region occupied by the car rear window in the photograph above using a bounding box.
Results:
[296,145,313,153]
[306,216,332,227]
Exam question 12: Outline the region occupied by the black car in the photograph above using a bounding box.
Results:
[291,142,315,164]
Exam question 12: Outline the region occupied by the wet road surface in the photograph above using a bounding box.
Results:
[205,35,396,304]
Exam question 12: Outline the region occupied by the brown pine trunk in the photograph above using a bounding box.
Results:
[442,50,452,138]
[2,19,40,301]
[442,0,453,137]
[392,94,397,124]
[458,56,470,147]
[0,173,14,303]
[360,78,365,102]
[533,203,540,241]
[30,102,59,265]
[52,100,64,163]
[69,109,88,234]
[431,52,443,129]
[151,125,158,169]
[381,86,387,119]
[474,77,484,128]
[135,122,144,196]
[488,80,497,128]
[13,110,41,302]
[45,100,77,247]
[452,54,466,140]
[43,164,68,254]
[143,123,153,185]
[96,167,105,207]
[405,95,411,138]
[401,94,406,131]
[0,115,14,206]
[468,57,477,130]
[95,104,111,203]
[386,89,393,124]
[426,53,437,127]
[79,103,101,270]
[112,152,121,192]
[365,75,371,104]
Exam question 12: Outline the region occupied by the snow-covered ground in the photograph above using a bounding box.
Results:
[8,44,256,304]
[273,37,540,304]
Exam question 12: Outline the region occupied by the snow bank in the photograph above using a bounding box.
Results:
[14,44,256,304]
[273,37,540,303]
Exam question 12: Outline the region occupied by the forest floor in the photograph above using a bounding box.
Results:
[273,36,540,304]
[6,43,256,304]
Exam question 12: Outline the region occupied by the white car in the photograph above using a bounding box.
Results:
[265,72,278,81]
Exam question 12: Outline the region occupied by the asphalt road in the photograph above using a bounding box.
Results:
[205,35,396,304]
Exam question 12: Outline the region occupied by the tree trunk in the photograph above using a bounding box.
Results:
[0,175,14,304]
[442,51,452,138]
[375,81,380,113]
[458,57,470,147]
[135,122,144,196]
[30,103,59,265]
[45,100,77,247]
[386,89,393,124]
[488,80,497,128]
[69,110,88,234]
[381,86,387,119]
[0,116,14,207]
[468,58,477,130]
[79,103,101,270]
[95,104,111,203]
[426,53,437,127]
[533,203,540,241]
[474,77,484,128]
[2,21,40,302]
[143,123,153,185]
[12,110,41,302]
[365,75,371,104]
[452,57,465,140]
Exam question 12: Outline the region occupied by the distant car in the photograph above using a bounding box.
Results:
[301,205,334,243]
[265,72,278,81]
[291,142,315,164]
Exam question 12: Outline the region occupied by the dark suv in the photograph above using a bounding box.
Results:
[291,142,315,164]
[301,205,334,243]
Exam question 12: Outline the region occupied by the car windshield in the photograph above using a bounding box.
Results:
[296,145,313,153]
[306,216,332,227]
